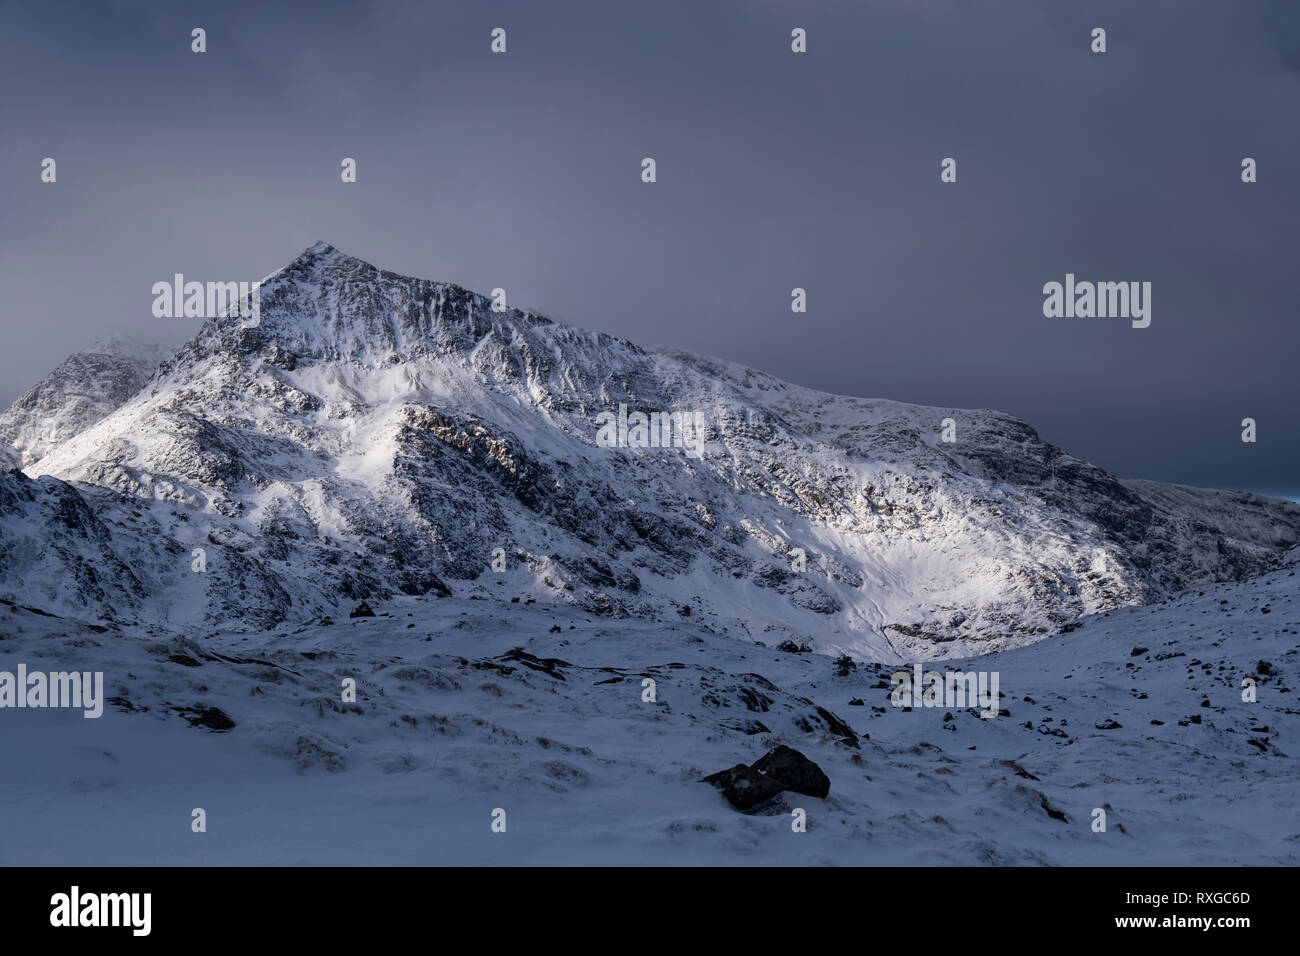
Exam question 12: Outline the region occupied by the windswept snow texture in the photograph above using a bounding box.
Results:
[8,243,1300,658]
[0,334,172,468]
[1,243,1298,867]
[0,552,1297,865]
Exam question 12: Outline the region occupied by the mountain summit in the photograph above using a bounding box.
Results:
[5,244,1299,658]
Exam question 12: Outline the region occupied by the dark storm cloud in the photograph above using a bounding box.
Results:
[1,0,1296,495]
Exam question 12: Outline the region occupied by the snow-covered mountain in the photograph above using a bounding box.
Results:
[0,334,172,467]
[6,243,1300,658]
[2,243,1297,867]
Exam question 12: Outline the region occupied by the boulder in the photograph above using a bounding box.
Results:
[701,764,785,811]
[750,745,830,798]
[702,745,832,811]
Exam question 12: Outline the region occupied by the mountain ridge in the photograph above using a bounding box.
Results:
[4,243,1298,660]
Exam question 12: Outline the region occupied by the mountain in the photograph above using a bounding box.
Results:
[0,334,173,467]
[7,242,1300,658]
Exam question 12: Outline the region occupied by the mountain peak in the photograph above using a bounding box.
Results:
[224,243,544,363]
[273,241,374,280]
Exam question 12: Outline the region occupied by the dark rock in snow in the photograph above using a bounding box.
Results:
[813,706,860,748]
[702,763,786,811]
[750,745,831,799]
[177,706,236,731]
[719,718,771,735]
[703,744,832,811]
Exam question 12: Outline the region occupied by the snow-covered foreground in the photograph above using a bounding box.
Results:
[1,553,1297,866]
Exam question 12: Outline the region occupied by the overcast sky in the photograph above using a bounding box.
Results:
[2,0,1298,496]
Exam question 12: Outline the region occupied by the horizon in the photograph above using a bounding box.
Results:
[3,0,1298,494]
[6,238,1299,501]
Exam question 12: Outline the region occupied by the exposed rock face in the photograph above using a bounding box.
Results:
[0,470,146,623]
[3,243,1298,655]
